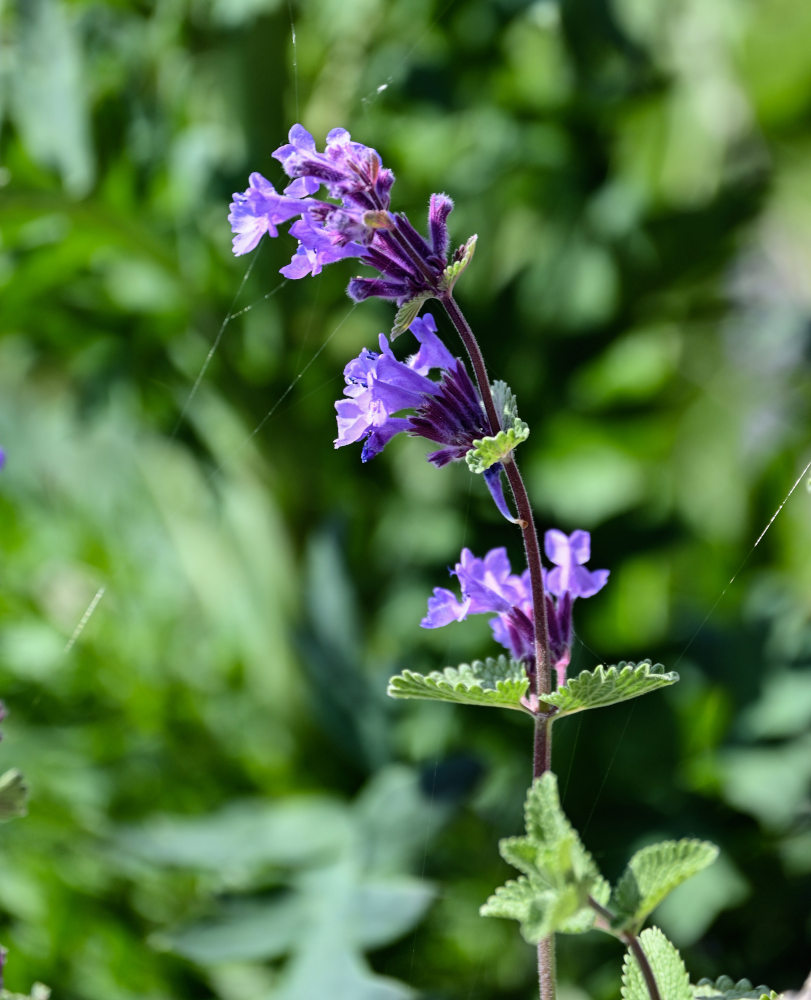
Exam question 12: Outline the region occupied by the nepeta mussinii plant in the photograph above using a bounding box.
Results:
[230,125,781,1000]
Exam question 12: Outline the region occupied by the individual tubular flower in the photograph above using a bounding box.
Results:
[230,125,462,306]
[421,531,609,688]
[334,314,514,520]
[421,547,534,662]
[542,529,609,687]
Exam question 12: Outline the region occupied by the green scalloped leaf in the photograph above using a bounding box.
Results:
[439,234,477,291]
[491,380,519,422]
[465,379,529,474]
[465,420,530,473]
[391,294,431,338]
[387,656,531,713]
[539,661,678,719]
[480,773,609,942]
[0,768,29,821]
[621,926,692,1000]
[482,877,588,942]
[611,839,719,933]
[692,976,779,999]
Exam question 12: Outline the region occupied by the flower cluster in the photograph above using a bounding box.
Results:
[421,530,608,686]
[229,125,457,305]
[334,314,515,520]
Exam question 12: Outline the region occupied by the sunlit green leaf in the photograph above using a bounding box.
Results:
[481,773,609,941]
[611,839,719,933]
[388,656,531,713]
[539,661,678,719]
[621,926,692,1000]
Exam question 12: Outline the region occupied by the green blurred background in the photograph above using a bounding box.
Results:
[1,0,810,997]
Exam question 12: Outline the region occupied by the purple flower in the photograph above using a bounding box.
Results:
[227,172,304,256]
[334,314,514,519]
[544,529,609,599]
[230,125,457,306]
[273,124,395,205]
[335,313,454,460]
[0,447,5,470]
[542,529,609,685]
[421,531,609,687]
[422,548,535,662]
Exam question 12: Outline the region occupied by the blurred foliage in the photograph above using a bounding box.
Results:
[1,0,810,997]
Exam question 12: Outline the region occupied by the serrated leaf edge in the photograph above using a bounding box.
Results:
[621,926,691,1000]
[387,658,532,714]
[611,838,719,932]
[391,294,432,338]
[465,421,530,473]
[539,661,679,719]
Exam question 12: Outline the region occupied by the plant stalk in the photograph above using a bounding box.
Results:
[440,292,552,701]
[588,896,663,1000]
[440,291,556,1000]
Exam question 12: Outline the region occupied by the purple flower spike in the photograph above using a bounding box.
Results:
[230,124,468,307]
[0,447,5,470]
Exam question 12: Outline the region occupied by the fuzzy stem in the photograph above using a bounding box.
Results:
[440,291,556,1000]
[537,937,556,1000]
[534,714,553,779]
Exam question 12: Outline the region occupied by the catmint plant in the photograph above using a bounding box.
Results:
[230,125,781,1000]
